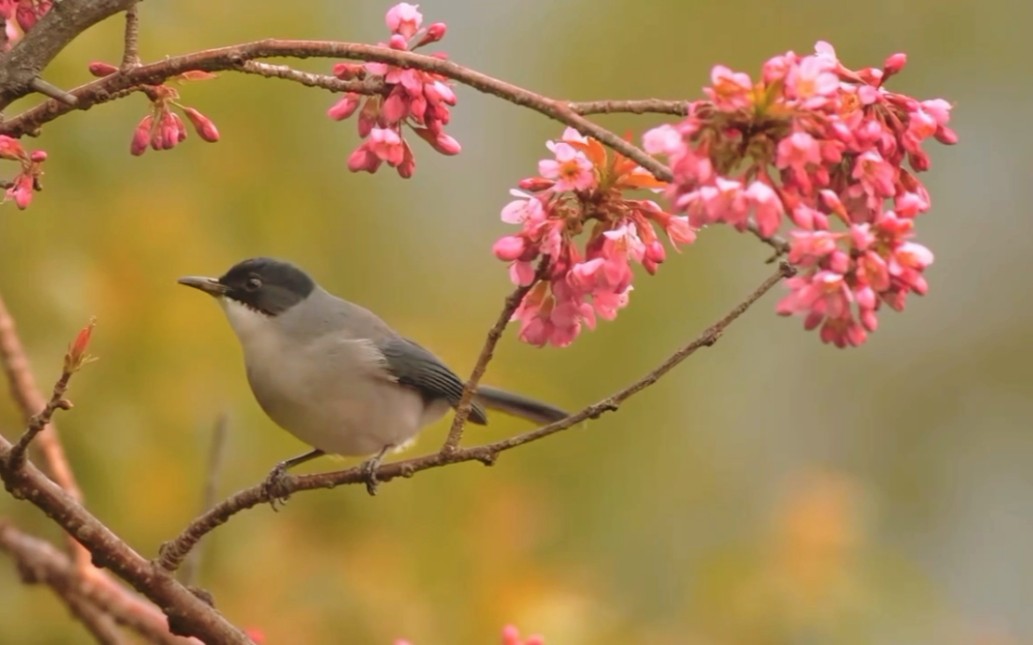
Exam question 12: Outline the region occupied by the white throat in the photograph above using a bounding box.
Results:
[218,297,278,346]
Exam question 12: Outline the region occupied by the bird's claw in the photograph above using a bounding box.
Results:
[360,456,381,496]
[261,462,293,510]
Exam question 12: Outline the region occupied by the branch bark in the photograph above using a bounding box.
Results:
[0,0,138,108]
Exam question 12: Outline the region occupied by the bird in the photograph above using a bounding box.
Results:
[178,257,568,496]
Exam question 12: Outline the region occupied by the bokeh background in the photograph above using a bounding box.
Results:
[1,0,1031,643]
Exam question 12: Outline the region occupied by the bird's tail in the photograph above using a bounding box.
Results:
[473,385,569,426]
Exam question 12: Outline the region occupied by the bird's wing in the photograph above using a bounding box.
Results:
[376,337,488,425]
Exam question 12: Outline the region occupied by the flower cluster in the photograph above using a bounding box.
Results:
[88,63,222,156]
[643,42,955,347]
[494,128,693,347]
[0,135,47,209]
[327,2,458,178]
[0,0,51,50]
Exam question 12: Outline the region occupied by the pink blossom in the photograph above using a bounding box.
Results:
[706,65,754,110]
[785,54,839,108]
[385,2,422,38]
[745,180,784,237]
[539,142,595,192]
[501,624,545,645]
[328,3,458,177]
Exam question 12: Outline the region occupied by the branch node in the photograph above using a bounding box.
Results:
[475,451,497,467]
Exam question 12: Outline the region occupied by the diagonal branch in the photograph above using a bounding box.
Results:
[442,260,547,453]
[156,262,795,573]
[0,444,250,642]
[0,519,198,644]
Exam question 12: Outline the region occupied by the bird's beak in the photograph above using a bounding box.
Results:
[177,275,229,296]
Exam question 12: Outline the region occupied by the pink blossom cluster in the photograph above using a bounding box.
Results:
[327,2,458,178]
[494,128,694,347]
[89,64,222,156]
[643,41,955,347]
[396,624,543,645]
[0,0,51,50]
[0,135,46,209]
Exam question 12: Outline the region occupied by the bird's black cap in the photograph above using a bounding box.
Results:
[178,257,316,316]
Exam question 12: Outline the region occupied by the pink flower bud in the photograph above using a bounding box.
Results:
[29,150,47,162]
[331,63,363,80]
[518,177,554,192]
[347,144,383,174]
[430,132,461,155]
[493,235,527,261]
[6,174,34,209]
[416,22,447,47]
[357,97,379,137]
[388,34,409,50]
[0,135,25,161]
[396,140,415,178]
[380,87,409,125]
[88,61,119,77]
[130,115,152,156]
[327,94,361,121]
[64,318,96,373]
[882,52,907,77]
[182,106,220,142]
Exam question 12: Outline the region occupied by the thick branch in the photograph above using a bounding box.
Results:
[0,447,250,642]
[157,262,795,573]
[0,0,138,108]
[0,519,198,644]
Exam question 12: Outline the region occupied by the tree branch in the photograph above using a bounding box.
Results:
[120,2,141,70]
[0,0,138,108]
[0,39,790,252]
[156,262,795,573]
[0,519,126,643]
[442,264,546,453]
[0,519,201,645]
[0,293,83,501]
[0,444,251,642]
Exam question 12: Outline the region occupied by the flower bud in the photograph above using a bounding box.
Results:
[88,61,119,77]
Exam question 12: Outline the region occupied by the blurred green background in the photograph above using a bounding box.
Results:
[1,0,1030,643]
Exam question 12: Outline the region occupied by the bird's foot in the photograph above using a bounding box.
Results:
[359,445,392,496]
[261,461,293,510]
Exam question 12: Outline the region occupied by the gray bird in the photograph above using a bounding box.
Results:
[178,257,567,494]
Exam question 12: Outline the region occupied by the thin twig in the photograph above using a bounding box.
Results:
[178,413,228,587]
[441,263,547,453]
[28,77,78,105]
[157,263,795,573]
[120,2,141,69]
[6,371,74,471]
[0,293,83,500]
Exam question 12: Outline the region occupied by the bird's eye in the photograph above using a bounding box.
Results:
[245,276,262,291]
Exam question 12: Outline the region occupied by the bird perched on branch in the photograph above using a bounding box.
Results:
[179,257,567,496]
